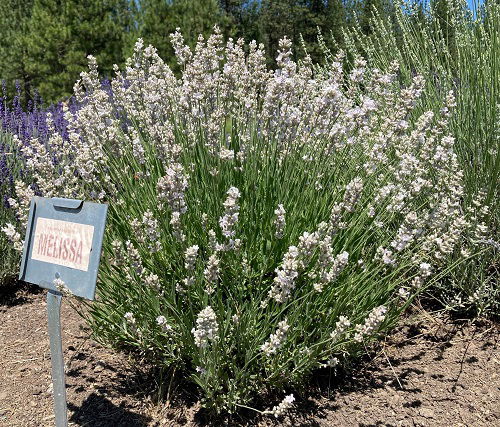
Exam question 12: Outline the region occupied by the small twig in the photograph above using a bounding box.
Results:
[64,333,91,370]
[235,403,265,414]
[382,347,404,390]
[446,326,493,345]
[9,357,42,364]
[166,366,178,406]
[452,324,477,392]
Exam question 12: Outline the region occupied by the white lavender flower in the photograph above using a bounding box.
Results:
[185,245,199,270]
[110,239,126,266]
[195,366,207,375]
[354,306,387,342]
[376,246,396,266]
[1,223,23,251]
[132,135,145,164]
[419,262,432,277]
[219,186,241,240]
[157,163,189,214]
[53,278,72,296]
[330,315,351,341]
[175,281,186,294]
[410,276,424,289]
[314,250,349,292]
[343,177,364,212]
[270,394,295,417]
[297,231,320,259]
[268,246,300,303]
[144,273,161,291]
[192,306,219,348]
[156,315,173,332]
[261,320,289,355]
[126,241,144,276]
[204,254,220,294]
[201,213,209,229]
[390,212,421,252]
[398,287,410,299]
[141,210,161,252]
[320,357,340,368]
[208,229,218,251]
[219,147,234,160]
[328,251,349,281]
[170,211,185,242]
[274,204,286,238]
[170,29,192,64]
[124,312,136,325]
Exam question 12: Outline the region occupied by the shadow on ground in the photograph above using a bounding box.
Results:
[63,332,158,426]
[161,317,499,426]
[68,393,152,426]
[0,278,41,307]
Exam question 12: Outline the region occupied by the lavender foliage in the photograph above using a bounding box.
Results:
[0,83,80,206]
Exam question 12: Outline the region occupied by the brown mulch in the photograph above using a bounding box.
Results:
[0,282,498,427]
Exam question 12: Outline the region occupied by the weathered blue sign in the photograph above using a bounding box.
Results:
[19,197,108,300]
[19,197,108,427]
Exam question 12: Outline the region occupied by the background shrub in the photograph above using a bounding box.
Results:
[340,0,499,316]
[0,89,79,282]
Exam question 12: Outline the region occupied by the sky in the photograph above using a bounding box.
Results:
[466,0,483,10]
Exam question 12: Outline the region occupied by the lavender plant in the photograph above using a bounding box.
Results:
[0,129,20,283]
[340,0,499,316]
[2,30,489,413]
[0,87,80,282]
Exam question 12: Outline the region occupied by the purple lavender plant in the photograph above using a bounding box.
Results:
[0,82,82,206]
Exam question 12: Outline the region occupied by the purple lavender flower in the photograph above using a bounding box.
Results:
[0,84,81,204]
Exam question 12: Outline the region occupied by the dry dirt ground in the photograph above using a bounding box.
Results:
[0,281,498,427]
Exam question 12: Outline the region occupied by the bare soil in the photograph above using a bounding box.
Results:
[0,281,498,427]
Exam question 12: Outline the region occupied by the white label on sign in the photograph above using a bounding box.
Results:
[31,217,94,272]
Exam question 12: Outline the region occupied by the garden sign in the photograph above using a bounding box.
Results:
[19,197,108,427]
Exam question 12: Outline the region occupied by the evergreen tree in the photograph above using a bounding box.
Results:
[326,0,347,48]
[135,0,171,61]
[237,1,262,44]
[219,0,245,18]
[218,0,260,42]
[260,0,343,64]
[23,0,70,102]
[137,0,229,70]
[300,0,329,61]
[23,0,133,103]
[0,0,403,103]
[0,0,35,103]
[358,0,385,35]
[260,0,310,64]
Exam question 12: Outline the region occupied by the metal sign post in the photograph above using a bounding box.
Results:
[47,290,67,426]
[19,197,108,427]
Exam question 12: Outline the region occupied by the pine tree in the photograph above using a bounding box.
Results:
[18,0,133,103]
[301,0,329,61]
[359,0,385,35]
[237,1,262,44]
[326,0,347,48]
[137,0,229,69]
[260,0,305,64]
[0,0,35,103]
[217,0,257,41]
[260,0,344,65]
[135,0,171,61]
